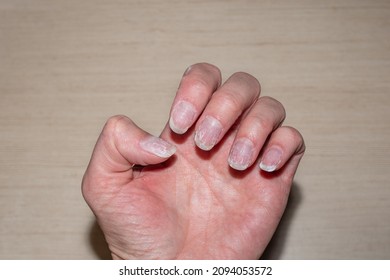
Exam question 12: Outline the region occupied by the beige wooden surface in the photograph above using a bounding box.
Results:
[1,0,389,259]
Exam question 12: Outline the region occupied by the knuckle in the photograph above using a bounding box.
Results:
[220,93,243,115]
[183,75,212,96]
[282,126,306,153]
[252,115,274,133]
[232,72,261,92]
[261,96,285,114]
[192,62,221,76]
[103,115,132,137]
[259,96,286,123]
[284,126,300,140]
[185,63,222,87]
[204,63,221,77]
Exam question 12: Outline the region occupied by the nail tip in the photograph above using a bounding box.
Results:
[140,136,176,158]
[259,162,277,172]
[194,133,213,151]
[164,146,177,158]
[228,161,248,171]
[196,142,213,151]
[169,118,187,134]
[156,146,177,158]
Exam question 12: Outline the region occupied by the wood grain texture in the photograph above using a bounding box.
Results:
[1,0,389,259]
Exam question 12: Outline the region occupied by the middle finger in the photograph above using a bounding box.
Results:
[194,72,261,151]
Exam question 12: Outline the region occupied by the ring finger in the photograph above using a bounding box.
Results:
[227,96,286,170]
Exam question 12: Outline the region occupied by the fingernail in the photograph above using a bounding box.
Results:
[260,147,283,172]
[140,136,176,158]
[194,116,223,151]
[169,101,197,134]
[228,138,255,170]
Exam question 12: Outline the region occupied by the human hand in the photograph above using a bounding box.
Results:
[82,63,305,259]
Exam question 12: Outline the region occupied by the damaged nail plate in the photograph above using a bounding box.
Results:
[228,138,255,171]
[259,147,283,172]
[140,136,176,158]
[194,116,223,151]
[169,100,197,134]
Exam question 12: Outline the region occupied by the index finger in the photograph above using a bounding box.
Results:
[169,63,222,134]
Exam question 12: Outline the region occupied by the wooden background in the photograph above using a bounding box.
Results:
[1,0,389,259]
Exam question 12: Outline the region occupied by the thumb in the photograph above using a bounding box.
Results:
[82,115,176,195]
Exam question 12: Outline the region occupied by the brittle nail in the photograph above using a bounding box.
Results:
[140,136,176,158]
[228,138,255,170]
[169,101,197,134]
[194,116,223,151]
[260,147,283,172]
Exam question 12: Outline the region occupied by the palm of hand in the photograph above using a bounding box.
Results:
[96,125,290,260]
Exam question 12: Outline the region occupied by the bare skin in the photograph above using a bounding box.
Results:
[82,63,305,259]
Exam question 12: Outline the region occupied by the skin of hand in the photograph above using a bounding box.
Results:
[82,63,305,260]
